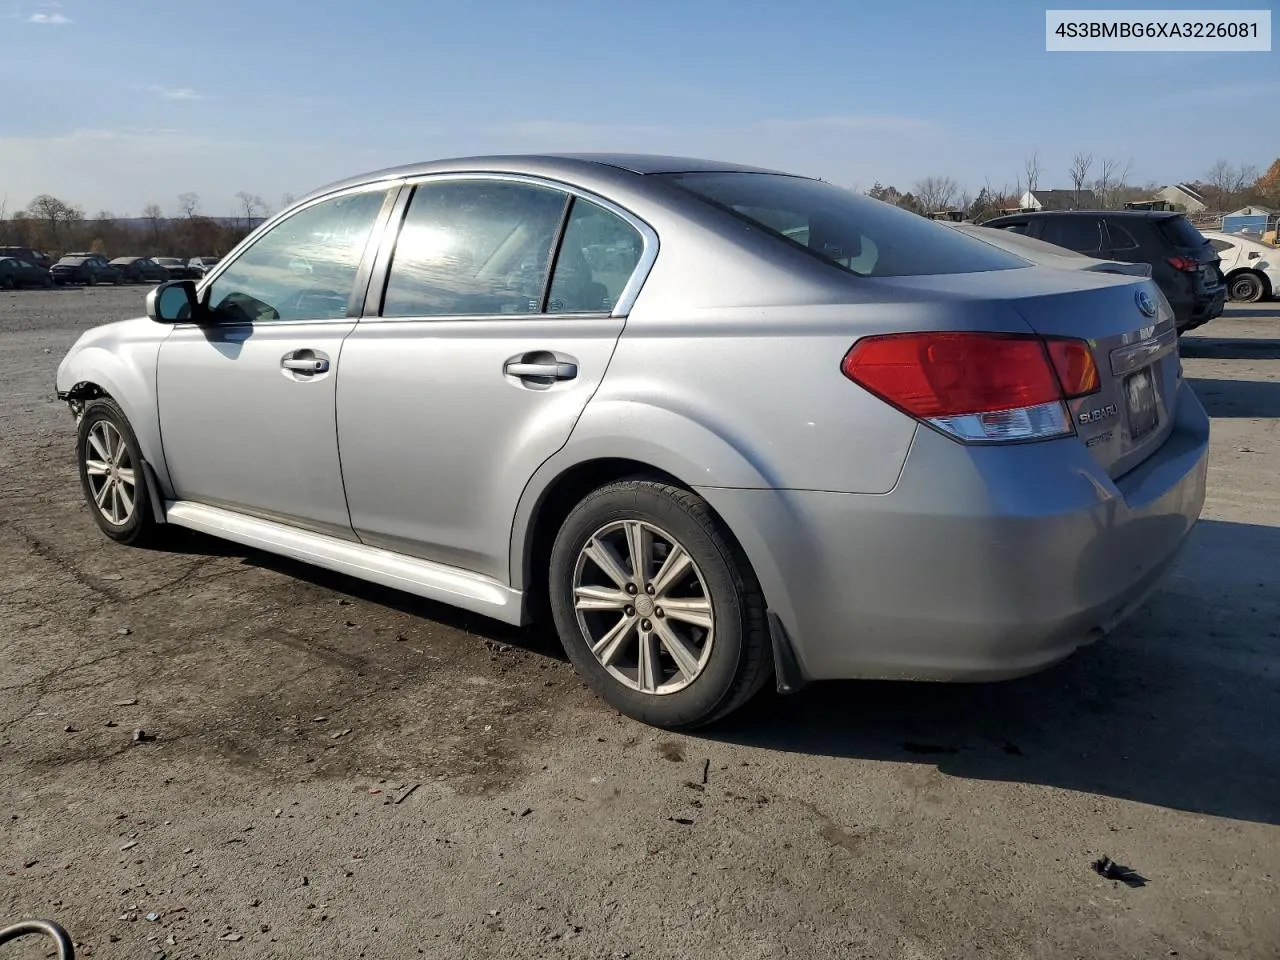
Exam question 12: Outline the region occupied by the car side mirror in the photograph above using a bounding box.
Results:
[146,280,202,324]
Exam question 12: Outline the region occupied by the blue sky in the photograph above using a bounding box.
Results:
[2,0,1275,216]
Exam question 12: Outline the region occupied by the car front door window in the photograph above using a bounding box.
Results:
[209,189,389,323]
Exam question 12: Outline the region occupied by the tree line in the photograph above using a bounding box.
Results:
[870,155,1279,221]
[4,156,1277,259]
[0,191,295,259]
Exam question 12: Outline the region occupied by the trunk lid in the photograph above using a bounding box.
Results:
[869,267,1180,478]
[1010,276,1180,479]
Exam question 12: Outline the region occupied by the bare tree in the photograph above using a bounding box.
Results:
[26,194,83,246]
[1068,152,1093,207]
[1203,159,1241,209]
[177,192,201,219]
[1022,151,1042,200]
[914,175,959,214]
[1093,156,1134,209]
[280,192,297,210]
[142,203,164,244]
[235,191,269,229]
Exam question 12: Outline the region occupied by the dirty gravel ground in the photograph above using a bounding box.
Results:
[2,287,1278,959]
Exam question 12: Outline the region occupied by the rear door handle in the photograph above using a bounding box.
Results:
[282,356,329,374]
[504,360,578,380]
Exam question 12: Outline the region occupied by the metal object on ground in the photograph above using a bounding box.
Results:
[0,918,75,958]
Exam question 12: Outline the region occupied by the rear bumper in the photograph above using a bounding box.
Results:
[700,383,1209,682]
[1171,288,1226,329]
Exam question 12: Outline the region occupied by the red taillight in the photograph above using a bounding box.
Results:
[1167,256,1198,272]
[1045,338,1100,398]
[841,332,1094,443]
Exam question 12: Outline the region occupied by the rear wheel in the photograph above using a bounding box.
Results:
[76,398,160,546]
[1228,271,1266,303]
[0,276,13,290]
[86,273,97,286]
[549,479,772,729]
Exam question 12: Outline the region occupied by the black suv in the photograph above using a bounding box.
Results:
[982,211,1226,332]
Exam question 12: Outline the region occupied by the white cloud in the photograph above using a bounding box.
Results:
[0,128,384,214]
[28,11,70,23]
[138,85,204,101]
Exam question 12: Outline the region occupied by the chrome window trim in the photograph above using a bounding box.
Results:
[370,170,659,322]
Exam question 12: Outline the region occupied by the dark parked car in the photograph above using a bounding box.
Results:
[50,255,122,286]
[109,257,171,284]
[0,246,54,270]
[0,257,54,289]
[153,257,200,280]
[982,211,1226,332]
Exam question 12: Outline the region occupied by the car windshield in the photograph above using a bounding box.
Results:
[663,172,1029,277]
[156,258,181,265]
[59,257,88,265]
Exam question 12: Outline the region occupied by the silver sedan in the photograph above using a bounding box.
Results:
[56,154,1208,728]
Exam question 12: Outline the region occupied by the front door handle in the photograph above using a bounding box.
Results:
[281,355,329,374]
[504,359,578,380]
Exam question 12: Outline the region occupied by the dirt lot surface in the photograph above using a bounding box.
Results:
[3,287,1278,959]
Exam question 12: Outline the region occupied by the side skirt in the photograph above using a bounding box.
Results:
[163,501,524,624]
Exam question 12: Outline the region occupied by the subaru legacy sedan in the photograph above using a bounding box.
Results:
[56,154,1208,728]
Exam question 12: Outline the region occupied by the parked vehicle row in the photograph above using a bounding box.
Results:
[0,257,54,289]
[57,153,1209,728]
[0,254,224,289]
[982,210,1229,332]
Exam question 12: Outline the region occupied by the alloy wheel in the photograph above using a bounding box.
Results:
[84,420,137,525]
[572,520,716,695]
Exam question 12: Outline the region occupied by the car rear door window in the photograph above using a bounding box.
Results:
[1106,222,1141,252]
[382,179,569,318]
[207,188,388,323]
[1209,238,1235,253]
[546,198,644,314]
[1038,217,1106,254]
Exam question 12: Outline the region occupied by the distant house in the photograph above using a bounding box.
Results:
[1018,188,1098,211]
[1154,183,1207,213]
[1222,205,1275,236]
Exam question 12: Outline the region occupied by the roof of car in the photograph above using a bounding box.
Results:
[303,153,796,204]
[989,209,1181,220]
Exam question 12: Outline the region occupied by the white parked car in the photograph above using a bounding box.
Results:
[1201,231,1278,302]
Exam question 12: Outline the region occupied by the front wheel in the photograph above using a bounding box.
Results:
[76,398,160,545]
[1229,271,1265,303]
[0,276,13,290]
[549,480,772,729]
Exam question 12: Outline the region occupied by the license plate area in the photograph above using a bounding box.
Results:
[1124,367,1158,441]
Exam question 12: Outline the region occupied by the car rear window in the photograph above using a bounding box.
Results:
[1157,215,1209,249]
[663,173,1028,277]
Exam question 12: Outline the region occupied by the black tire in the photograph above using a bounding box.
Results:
[549,479,772,729]
[0,276,13,290]
[86,273,97,286]
[42,275,53,289]
[1228,271,1266,303]
[76,397,160,546]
